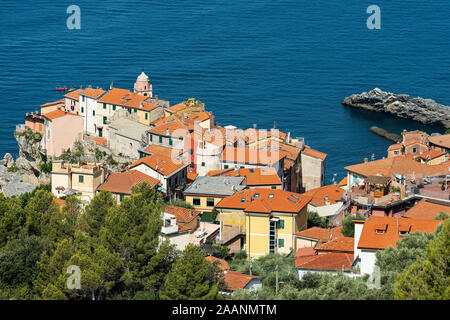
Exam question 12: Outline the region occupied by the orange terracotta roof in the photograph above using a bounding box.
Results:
[80,88,106,99]
[64,88,82,100]
[54,198,66,211]
[142,144,183,158]
[98,88,151,110]
[415,149,447,161]
[337,177,347,187]
[89,136,107,147]
[187,170,198,182]
[42,109,81,120]
[302,145,327,160]
[429,134,450,149]
[345,156,449,179]
[39,99,64,108]
[315,237,354,253]
[357,216,442,250]
[186,111,213,123]
[295,247,316,258]
[148,118,190,137]
[206,256,230,271]
[295,226,342,242]
[222,147,285,165]
[404,138,427,146]
[130,153,186,177]
[301,184,344,206]
[166,102,188,113]
[387,143,403,151]
[223,271,261,291]
[216,188,310,214]
[206,167,281,186]
[244,128,287,145]
[97,170,160,195]
[403,199,450,220]
[295,252,353,271]
[164,205,201,224]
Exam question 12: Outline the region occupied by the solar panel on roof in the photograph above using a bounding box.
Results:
[287,198,297,204]
[291,194,300,201]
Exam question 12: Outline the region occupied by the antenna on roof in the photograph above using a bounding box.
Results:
[110,81,114,90]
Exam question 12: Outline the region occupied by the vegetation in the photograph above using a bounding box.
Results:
[341,212,364,237]
[307,210,328,228]
[7,162,19,172]
[167,199,193,209]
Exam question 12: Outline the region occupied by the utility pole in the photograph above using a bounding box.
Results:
[275,264,280,296]
[249,257,252,276]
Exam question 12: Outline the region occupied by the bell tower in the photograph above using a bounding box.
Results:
[134,71,152,97]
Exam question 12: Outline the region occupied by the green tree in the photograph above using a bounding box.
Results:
[0,194,25,247]
[434,211,449,220]
[307,210,327,228]
[160,244,220,300]
[342,212,364,237]
[394,220,449,299]
[80,191,115,237]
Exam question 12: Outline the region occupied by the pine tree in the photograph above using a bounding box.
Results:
[160,244,220,300]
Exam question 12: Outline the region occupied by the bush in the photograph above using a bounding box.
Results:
[7,163,18,172]
[167,199,193,209]
[307,211,327,228]
[342,212,364,237]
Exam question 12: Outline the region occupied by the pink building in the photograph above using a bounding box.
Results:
[42,110,84,157]
[64,89,82,114]
[133,71,152,97]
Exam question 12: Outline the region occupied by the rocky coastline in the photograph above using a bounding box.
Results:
[342,88,450,128]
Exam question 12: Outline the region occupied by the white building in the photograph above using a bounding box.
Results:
[79,88,106,136]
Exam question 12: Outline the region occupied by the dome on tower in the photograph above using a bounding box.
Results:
[137,71,149,82]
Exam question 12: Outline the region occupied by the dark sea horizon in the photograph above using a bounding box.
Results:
[0,0,449,184]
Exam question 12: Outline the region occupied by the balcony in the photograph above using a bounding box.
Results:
[161,224,179,235]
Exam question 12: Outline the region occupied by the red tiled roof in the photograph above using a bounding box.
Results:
[216,188,310,214]
[142,144,183,158]
[295,247,316,258]
[166,102,188,113]
[130,153,186,177]
[97,170,160,195]
[206,256,230,271]
[295,252,353,271]
[42,109,81,120]
[64,88,82,100]
[80,88,106,99]
[295,226,344,242]
[98,88,154,110]
[337,177,348,187]
[357,216,442,250]
[429,134,450,149]
[89,136,107,147]
[164,205,201,224]
[388,143,403,151]
[206,167,281,187]
[315,237,354,253]
[223,271,261,291]
[403,199,450,220]
[302,145,327,160]
[301,185,344,206]
[415,149,447,161]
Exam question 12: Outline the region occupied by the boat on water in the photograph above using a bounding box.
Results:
[55,87,68,91]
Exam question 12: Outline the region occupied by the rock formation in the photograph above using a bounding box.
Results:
[342,88,450,128]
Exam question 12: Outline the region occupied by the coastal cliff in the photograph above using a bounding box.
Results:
[342,88,450,128]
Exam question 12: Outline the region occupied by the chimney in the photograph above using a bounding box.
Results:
[166,128,170,136]
[364,158,368,163]
[139,101,143,109]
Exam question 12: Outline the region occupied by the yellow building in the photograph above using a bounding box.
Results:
[51,161,107,203]
[216,188,310,259]
[183,176,246,213]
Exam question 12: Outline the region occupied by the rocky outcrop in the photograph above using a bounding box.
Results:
[369,126,402,143]
[342,88,450,128]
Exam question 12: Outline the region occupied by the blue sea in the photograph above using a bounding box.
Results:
[0,0,449,183]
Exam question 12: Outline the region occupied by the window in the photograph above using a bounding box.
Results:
[113,105,116,111]
[78,175,84,183]
[145,113,148,120]
[93,110,95,116]
[81,107,84,113]
[190,149,193,155]
[103,116,107,124]
[193,198,201,206]
[240,166,245,168]
[169,138,173,146]
[224,165,229,169]
[271,186,276,189]
[159,136,162,143]
[412,147,417,153]
[103,103,106,109]
[149,134,153,142]
[201,162,205,167]
[278,219,285,229]
[119,194,124,202]
[278,238,284,248]
[207,198,215,207]
[190,163,195,169]
[81,96,85,102]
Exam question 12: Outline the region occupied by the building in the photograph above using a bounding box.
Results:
[301,184,345,220]
[160,212,191,251]
[206,167,282,190]
[206,256,230,272]
[183,176,246,212]
[301,146,327,191]
[24,112,45,133]
[216,188,311,259]
[129,153,188,200]
[147,115,190,150]
[403,198,450,220]
[41,110,84,157]
[79,88,106,135]
[39,99,65,115]
[133,71,152,97]
[64,88,82,114]
[353,216,443,275]
[428,134,450,154]
[221,271,262,293]
[412,150,448,165]
[164,98,205,118]
[295,251,355,280]
[163,205,201,232]
[96,170,160,204]
[51,161,107,203]
[295,226,344,249]
[106,117,150,159]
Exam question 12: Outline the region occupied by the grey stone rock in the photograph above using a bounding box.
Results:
[4,153,14,168]
[342,88,450,128]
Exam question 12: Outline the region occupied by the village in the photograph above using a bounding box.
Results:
[3,71,450,295]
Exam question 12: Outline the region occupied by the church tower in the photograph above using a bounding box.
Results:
[134,71,152,97]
